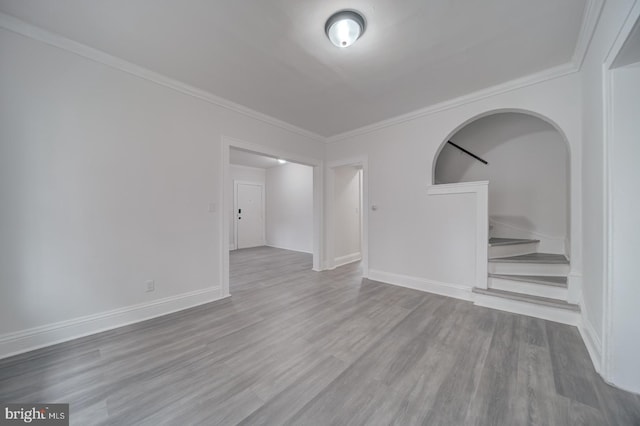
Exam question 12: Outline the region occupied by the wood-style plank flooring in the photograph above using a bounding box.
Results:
[1,246,640,425]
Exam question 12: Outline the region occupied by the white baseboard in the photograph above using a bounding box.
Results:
[579,316,603,374]
[0,286,224,360]
[265,244,312,254]
[368,270,473,301]
[334,252,362,268]
[578,298,603,374]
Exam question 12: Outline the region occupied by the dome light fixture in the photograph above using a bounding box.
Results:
[325,10,366,48]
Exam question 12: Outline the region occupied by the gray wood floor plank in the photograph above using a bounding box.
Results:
[465,312,521,426]
[1,246,639,425]
[237,355,347,426]
[546,321,602,409]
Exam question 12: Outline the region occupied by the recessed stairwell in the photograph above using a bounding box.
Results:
[473,238,580,325]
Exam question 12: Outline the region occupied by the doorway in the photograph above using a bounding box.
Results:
[332,165,363,267]
[326,157,369,276]
[234,181,265,249]
[221,136,323,297]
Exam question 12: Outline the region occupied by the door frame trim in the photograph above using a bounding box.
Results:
[233,180,266,250]
[326,156,369,278]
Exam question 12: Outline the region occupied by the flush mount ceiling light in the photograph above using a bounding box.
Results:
[325,10,366,48]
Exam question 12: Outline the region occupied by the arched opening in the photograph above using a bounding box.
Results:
[434,111,570,255]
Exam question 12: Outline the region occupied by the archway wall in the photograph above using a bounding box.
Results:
[325,71,582,300]
[434,112,570,254]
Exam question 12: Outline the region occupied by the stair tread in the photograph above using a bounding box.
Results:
[488,274,568,287]
[488,253,569,264]
[473,288,580,311]
[489,237,540,247]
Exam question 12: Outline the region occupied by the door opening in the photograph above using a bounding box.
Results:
[234,181,265,249]
[222,139,322,297]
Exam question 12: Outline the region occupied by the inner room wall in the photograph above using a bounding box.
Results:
[0,27,323,357]
[609,59,640,392]
[434,112,569,254]
[579,0,639,380]
[324,72,581,300]
[333,165,362,265]
[265,163,314,253]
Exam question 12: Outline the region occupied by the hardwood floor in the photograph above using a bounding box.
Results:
[1,246,640,425]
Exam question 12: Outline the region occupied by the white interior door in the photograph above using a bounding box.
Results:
[235,182,265,249]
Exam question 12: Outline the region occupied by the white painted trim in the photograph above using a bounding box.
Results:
[601,0,640,381]
[230,164,269,173]
[312,165,324,272]
[566,273,583,305]
[368,270,473,301]
[229,243,237,251]
[234,180,266,249]
[325,63,577,143]
[426,180,489,195]
[473,292,580,326]
[0,12,325,144]
[579,300,603,374]
[265,244,313,254]
[223,136,322,169]
[428,181,488,289]
[0,287,224,360]
[326,156,370,277]
[572,0,606,69]
[334,252,362,268]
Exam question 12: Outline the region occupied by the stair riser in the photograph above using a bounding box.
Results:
[489,242,539,259]
[488,277,568,300]
[473,294,580,325]
[488,262,570,276]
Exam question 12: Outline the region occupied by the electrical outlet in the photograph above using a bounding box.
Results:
[145,280,155,292]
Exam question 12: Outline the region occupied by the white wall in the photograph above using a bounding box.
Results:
[579,0,637,384]
[325,72,582,300]
[435,113,569,253]
[0,27,323,357]
[609,61,640,392]
[229,165,266,249]
[333,166,362,262]
[265,163,313,253]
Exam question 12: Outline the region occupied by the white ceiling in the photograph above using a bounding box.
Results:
[0,0,588,137]
[230,149,283,169]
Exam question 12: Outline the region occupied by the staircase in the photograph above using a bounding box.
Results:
[473,238,580,325]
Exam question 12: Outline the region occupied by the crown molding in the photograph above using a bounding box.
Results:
[325,61,578,143]
[0,12,326,144]
[325,0,604,144]
[572,0,606,69]
[1,0,604,147]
